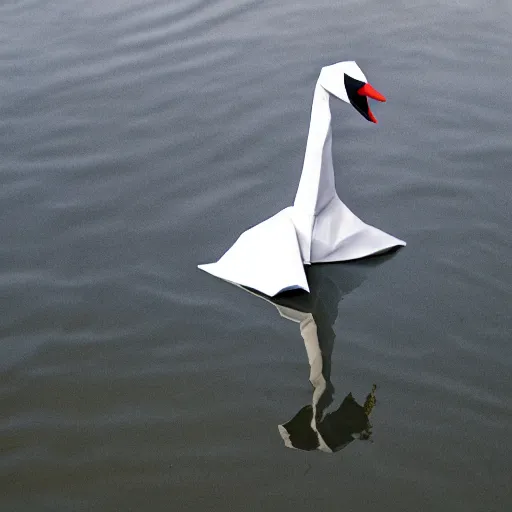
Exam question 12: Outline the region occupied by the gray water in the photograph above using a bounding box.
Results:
[1,0,512,510]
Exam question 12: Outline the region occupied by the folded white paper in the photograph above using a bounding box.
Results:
[198,209,309,297]
[199,61,405,296]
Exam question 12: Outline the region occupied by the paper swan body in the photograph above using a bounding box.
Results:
[199,61,406,296]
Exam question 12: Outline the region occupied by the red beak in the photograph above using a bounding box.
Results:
[357,83,386,102]
[357,83,386,123]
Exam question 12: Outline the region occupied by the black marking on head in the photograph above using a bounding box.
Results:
[344,74,371,122]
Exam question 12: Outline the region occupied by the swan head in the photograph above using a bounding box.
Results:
[318,61,386,123]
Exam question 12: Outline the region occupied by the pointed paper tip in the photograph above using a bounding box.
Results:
[368,107,378,124]
[357,83,386,102]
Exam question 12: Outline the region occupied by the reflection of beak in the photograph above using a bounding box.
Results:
[357,83,386,124]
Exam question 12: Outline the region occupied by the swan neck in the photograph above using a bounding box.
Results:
[293,84,335,216]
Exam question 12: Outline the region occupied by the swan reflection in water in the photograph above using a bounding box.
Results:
[241,253,396,453]
[279,306,376,453]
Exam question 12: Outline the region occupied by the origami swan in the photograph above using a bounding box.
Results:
[199,61,406,296]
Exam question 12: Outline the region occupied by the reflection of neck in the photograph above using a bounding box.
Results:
[300,314,326,404]
[294,84,336,218]
[299,313,332,452]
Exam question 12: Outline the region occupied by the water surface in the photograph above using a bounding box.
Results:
[1,1,511,510]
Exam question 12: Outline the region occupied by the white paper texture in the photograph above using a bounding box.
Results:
[199,61,406,296]
[198,209,309,297]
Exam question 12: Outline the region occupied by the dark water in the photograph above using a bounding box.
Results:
[1,1,512,510]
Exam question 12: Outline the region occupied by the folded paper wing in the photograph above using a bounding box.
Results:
[293,197,406,264]
[198,209,310,297]
[198,61,405,296]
